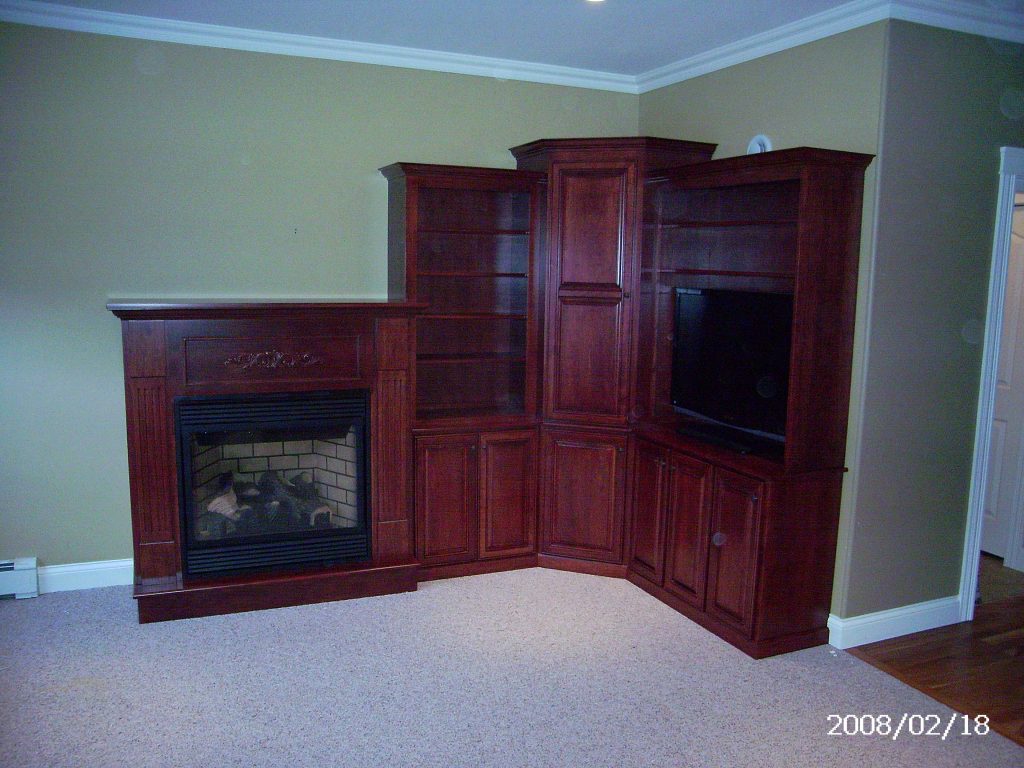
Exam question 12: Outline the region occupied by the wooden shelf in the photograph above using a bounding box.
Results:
[654,219,797,229]
[418,354,526,365]
[418,312,528,320]
[416,404,526,421]
[418,271,528,278]
[417,227,530,236]
[657,268,795,281]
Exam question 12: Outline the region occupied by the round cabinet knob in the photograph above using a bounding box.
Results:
[711,532,727,547]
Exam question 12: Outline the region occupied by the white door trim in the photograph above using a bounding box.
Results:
[962,147,1024,621]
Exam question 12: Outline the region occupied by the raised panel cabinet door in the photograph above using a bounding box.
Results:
[663,452,713,609]
[704,469,764,635]
[479,430,538,559]
[546,296,626,422]
[414,433,478,566]
[540,429,627,563]
[552,164,633,290]
[628,440,668,583]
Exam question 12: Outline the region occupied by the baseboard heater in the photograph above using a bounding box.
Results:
[0,557,39,599]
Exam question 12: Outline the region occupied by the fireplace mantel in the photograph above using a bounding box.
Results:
[109,299,424,622]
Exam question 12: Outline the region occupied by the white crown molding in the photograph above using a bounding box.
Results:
[637,0,1024,93]
[637,0,892,93]
[0,0,637,93]
[1,1,1022,95]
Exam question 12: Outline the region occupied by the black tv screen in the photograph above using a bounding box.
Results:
[671,288,793,441]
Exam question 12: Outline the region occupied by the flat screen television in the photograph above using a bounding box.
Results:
[671,287,793,453]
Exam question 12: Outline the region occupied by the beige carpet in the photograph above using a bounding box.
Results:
[1,568,1020,767]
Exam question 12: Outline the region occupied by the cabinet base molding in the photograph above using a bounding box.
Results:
[538,554,629,579]
[417,555,538,582]
[627,570,828,659]
[135,561,419,623]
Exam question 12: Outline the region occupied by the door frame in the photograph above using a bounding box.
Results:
[962,147,1024,621]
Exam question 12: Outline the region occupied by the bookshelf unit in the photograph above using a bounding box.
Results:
[381,164,545,425]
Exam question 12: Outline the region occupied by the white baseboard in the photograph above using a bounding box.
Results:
[38,558,134,593]
[828,595,963,649]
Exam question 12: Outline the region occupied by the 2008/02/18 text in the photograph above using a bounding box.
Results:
[827,713,990,740]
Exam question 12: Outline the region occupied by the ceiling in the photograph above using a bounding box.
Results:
[2,0,1023,92]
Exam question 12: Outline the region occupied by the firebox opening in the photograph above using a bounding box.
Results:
[175,390,371,577]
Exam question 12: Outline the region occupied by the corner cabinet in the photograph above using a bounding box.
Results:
[386,143,871,659]
[539,427,628,565]
[511,138,716,426]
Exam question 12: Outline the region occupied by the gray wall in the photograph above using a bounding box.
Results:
[843,21,1024,615]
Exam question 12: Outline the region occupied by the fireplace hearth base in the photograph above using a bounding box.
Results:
[135,560,418,623]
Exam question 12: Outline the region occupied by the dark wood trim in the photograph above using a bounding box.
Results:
[417,555,539,582]
[537,554,629,578]
[136,561,418,623]
[108,300,427,321]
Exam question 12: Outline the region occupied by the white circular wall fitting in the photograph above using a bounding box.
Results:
[746,134,773,154]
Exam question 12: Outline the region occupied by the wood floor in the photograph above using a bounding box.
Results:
[850,593,1024,747]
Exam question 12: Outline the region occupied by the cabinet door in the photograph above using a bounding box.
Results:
[479,430,538,559]
[663,453,712,609]
[705,469,763,635]
[540,428,627,563]
[544,163,635,425]
[554,165,632,290]
[628,440,668,583]
[414,434,478,566]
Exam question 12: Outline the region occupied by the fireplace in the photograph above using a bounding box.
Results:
[109,301,420,622]
[176,390,371,576]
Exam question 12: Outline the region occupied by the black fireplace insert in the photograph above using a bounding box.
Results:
[174,390,371,576]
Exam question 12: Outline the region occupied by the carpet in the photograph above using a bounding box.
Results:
[1,568,1019,767]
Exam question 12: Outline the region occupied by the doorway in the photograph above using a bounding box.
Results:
[963,147,1024,618]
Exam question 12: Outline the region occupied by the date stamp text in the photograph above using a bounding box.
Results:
[827,713,991,740]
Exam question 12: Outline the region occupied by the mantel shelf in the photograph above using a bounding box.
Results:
[107,299,427,320]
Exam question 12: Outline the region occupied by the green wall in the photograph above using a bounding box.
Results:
[0,23,637,565]
[843,21,1024,615]
[640,22,888,617]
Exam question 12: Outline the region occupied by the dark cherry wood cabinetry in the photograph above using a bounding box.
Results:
[415,433,479,567]
[539,427,628,566]
[381,163,545,425]
[511,138,715,426]
[415,429,538,576]
[479,430,538,560]
[627,432,845,657]
[705,469,763,635]
[626,148,870,656]
[377,141,870,658]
